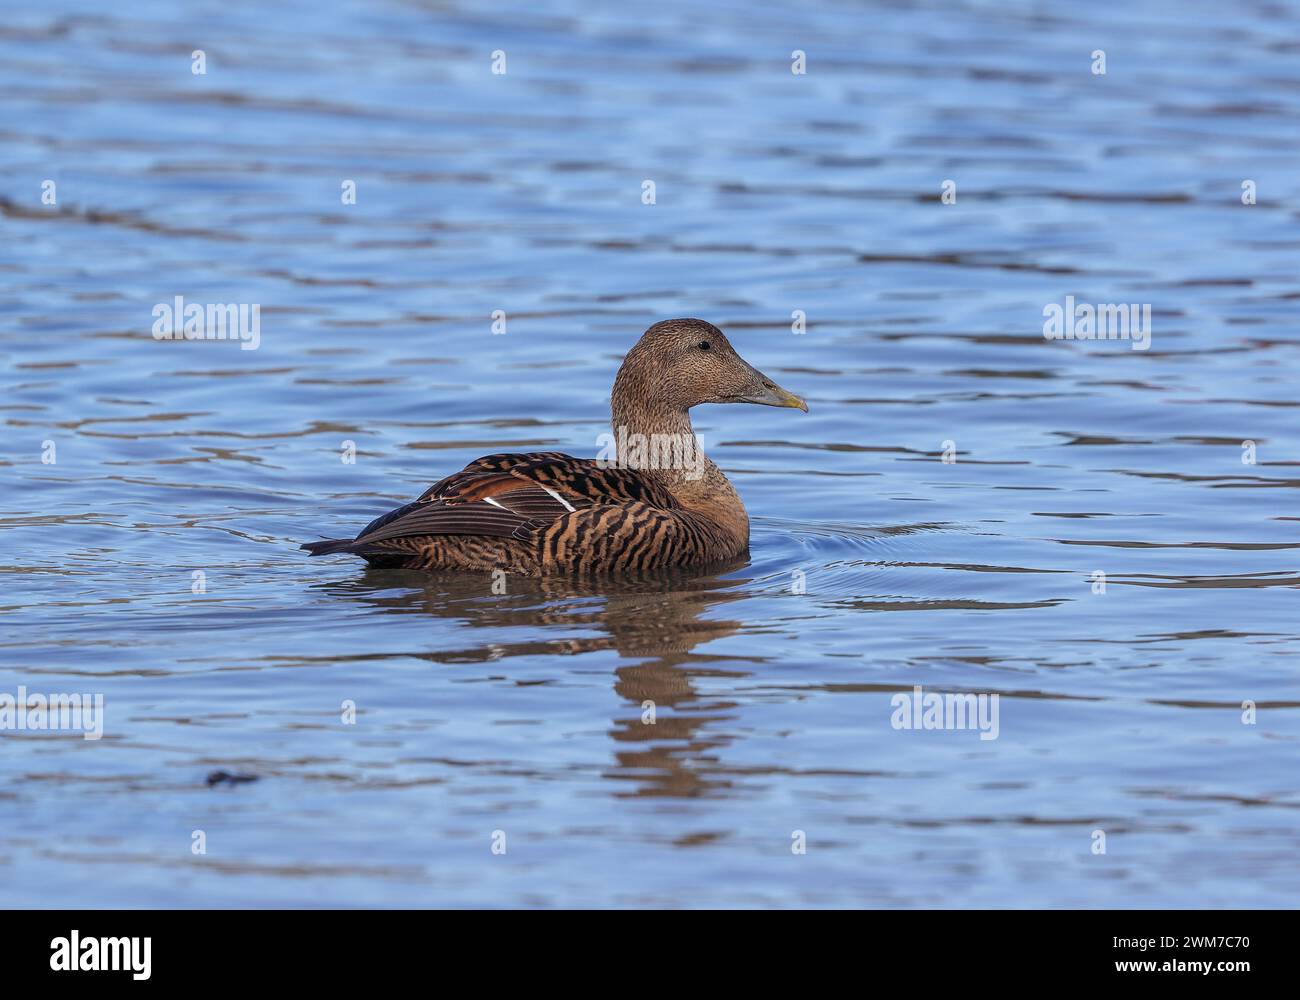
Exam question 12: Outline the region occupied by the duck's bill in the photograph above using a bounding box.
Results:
[735,370,809,412]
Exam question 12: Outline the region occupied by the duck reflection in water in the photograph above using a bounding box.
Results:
[316,559,757,798]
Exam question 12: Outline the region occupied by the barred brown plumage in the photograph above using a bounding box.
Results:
[301,318,807,574]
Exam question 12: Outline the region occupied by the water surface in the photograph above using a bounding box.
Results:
[2,0,1299,907]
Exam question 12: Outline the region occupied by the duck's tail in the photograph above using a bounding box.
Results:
[301,537,413,569]
[300,538,359,556]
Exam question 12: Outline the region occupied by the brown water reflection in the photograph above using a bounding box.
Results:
[319,563,756,798]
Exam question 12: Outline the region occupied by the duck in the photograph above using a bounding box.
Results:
[301,318,807,574]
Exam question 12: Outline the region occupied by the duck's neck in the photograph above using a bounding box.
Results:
[609,392,749,546]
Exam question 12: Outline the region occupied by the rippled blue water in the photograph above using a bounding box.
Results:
[2,0,1298,907]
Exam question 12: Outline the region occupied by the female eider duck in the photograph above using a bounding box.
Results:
[302,318,807,574]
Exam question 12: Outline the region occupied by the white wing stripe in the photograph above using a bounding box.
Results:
[541,485,576,513]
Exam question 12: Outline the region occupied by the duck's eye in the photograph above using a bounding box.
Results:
[697,341,711,351]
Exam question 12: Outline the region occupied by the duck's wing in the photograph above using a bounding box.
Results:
[419,453,679,509]
[414,451,572,501]
[304,452,675,557]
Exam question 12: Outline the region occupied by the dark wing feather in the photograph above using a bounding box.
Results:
[345,485,592,551]
[419,453,678,510]
[489,485,586,519]
[354,500,425,540]
[305,450,677,560]
[351,503,531,546]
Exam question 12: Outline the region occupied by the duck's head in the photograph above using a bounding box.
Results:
[615,318,808,413]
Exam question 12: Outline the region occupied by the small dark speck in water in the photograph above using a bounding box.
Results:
[206,771,260,788]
